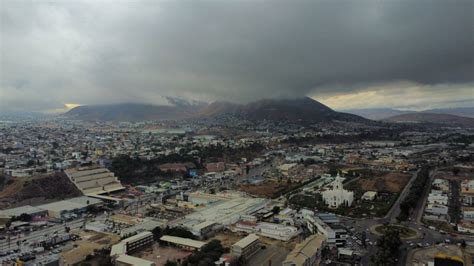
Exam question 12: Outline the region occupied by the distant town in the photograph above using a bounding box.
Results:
[0,101,473,266]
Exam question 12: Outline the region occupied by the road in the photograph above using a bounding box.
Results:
[249,245,289,266]
[385,170,419,221]
[0,219,84,253]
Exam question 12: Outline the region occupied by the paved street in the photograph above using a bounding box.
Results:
[0,219,84,253]
[249,245,289,266]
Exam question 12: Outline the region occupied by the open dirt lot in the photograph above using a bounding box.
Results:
[238,181,282,198]
[133,243,192,265]
[357,172,411,193]
[213,232,245,249]
[61,231,120,265]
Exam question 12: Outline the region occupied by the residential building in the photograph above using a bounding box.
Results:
[425,204,449,216]
[462,207,474,221]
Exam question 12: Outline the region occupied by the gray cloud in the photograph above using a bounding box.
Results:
[1,0,473,112]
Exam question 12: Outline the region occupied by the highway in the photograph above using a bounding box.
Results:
[0,219,84,253]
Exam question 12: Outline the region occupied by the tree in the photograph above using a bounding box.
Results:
[452,167,460,176]
[371,226,401,266]
[164,260,178,266]
[162,226,195,240]
[152,226,162,241]
[272,206,281,215]
[187,240,224,265]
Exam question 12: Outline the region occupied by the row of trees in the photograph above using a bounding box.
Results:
[397,166,431,221]
[152,226,196,241]
[110,154,198,184]
[110,142,265,185]
[185,240,225,266]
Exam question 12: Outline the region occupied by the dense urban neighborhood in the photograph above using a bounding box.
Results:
[0,111,473,266]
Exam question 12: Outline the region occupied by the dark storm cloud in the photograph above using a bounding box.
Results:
[1,0,473,112]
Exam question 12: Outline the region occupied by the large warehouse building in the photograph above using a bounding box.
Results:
[65,167,125,196]
[37,196,103,219]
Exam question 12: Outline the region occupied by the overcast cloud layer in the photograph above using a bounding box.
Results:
[1,0,473,112]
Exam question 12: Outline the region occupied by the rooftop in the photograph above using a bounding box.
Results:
[0,205,45,217]
[233,234,259,249]
[38,196,102,213]
[284,234,326,265]
[159,235,206,249]
[115,254,155,266]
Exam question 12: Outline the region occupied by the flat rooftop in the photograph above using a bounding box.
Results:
[0,205,46,217]
[160,235,206,249]
[116,254,155,266]
[38,196,102,213]
[233,234,259,249]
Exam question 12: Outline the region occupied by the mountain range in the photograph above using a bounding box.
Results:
[63,98,474,127]
[64,102,203,122]
[64,97,368,124]
[383,113,474,127]
[343,107,474,120]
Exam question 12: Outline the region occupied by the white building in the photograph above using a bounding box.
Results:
[425,204,449,216]
[305,216,347,247]
[427,192,448,205]
[257,222,299,241]
[322,174,353,208]
[361,191,377,201]
[462,207,474,221]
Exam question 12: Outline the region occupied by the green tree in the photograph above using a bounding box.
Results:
[371,226,401,265]
[272,206,281,215]
[152,226,162,241]
[164,260,178,266]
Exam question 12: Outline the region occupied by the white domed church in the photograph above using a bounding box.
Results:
[321,173,354,208]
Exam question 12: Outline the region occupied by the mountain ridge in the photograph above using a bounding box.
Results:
[64,97,370,124]
[383,112,474,127]
[344,107,474,120]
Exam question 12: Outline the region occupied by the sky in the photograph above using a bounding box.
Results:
[1,0,473,113]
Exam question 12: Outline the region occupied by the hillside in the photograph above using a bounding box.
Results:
[342,108,412,120]
[384,113,474,127]
[64,102,204,122]
[198,97,369,124]
[64,97,370,125]
[0,173,82,209]
[422,107,474,118]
